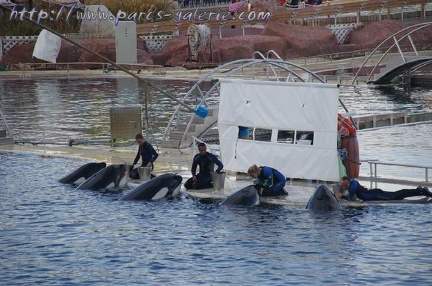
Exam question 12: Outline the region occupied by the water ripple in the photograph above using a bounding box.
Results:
[1,79,432,285]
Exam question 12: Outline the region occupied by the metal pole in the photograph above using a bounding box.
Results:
[407,35,418,56]
[0,36,3,61]
[393,36,406,63]
[372,162,377,188]
[144,82,149,136]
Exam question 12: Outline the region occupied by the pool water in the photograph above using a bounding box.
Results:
[0,77,431,143]
[0,77,431,182]
[1,77,432,284]
[1,152,432,285]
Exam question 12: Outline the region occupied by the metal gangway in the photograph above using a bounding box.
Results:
[353,22,432,85]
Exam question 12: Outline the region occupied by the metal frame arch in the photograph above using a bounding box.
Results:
[163,59,326,141]
[407,59,432,74]
[352,22,432,85]
[176,59,326,145]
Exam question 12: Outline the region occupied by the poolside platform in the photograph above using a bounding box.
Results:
[0,131,13,145]
[183,180,432,207]
[1,142,431,207]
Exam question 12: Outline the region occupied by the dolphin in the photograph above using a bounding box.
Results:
[120,173,183,201]
[59,162,107,185]
[306,184,342,212]
[219,185,260,207]
[76,164,129,190]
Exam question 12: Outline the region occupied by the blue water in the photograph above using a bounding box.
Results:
[1,77,432,284]
[1,152,432,285]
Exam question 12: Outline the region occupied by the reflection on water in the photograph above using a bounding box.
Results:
[0,76,431,179]
[358,123,432,182]
[339,84,432,114]
[0,77,431,141]
[0,77,206,141]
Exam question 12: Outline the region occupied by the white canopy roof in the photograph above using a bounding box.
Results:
[218,78,341,182]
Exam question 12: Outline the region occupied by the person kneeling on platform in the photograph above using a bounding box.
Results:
[338,176,432,201]
[129,133,158,180]
[247,165,288,197]
[184,143,224,190]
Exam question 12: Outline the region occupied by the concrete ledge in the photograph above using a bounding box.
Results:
[0,137,14,146]
[353,112,432,130]
[354,112,406,129]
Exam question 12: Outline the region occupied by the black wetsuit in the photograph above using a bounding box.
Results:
[130,141,158,179]
[184,152,223,190]
[346,179,431,201]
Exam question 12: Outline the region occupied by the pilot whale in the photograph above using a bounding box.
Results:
[59,162,107,185]
[306,184,342,212]
[76,164,129,190]
[219,185,259,207]
[120,173,183,201]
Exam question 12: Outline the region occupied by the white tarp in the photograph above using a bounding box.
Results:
[218,78,340,182]
[32,29,61,63]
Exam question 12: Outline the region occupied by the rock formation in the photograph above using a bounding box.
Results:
[1,20,431,69]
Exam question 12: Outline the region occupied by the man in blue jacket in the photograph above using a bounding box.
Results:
[338,176,432,201]
[184,143,224,190]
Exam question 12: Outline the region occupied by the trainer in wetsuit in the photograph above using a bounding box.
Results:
[247,164,288,196]
[338,176,432,201]
[184,143,224,190]
[129,133,159,180]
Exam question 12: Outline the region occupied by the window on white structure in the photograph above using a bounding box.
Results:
[296,131,314,145]
[238,126,251,139]
[277,130,295,144]
[252,128,272,142]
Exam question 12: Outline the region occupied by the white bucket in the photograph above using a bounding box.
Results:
[211,172,226,190]
[138,166,152,181]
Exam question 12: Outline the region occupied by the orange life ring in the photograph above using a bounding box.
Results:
[340,136,360,178]
[338,114,356,136]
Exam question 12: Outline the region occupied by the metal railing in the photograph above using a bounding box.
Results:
[364,159,431,183]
